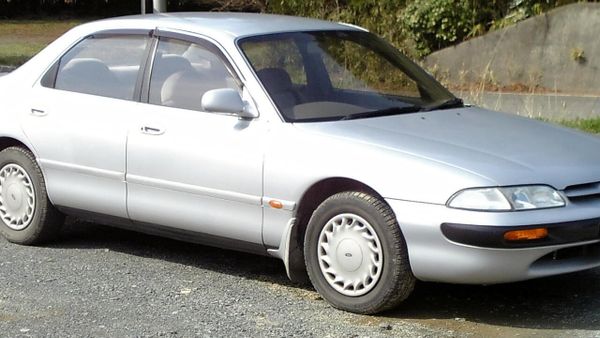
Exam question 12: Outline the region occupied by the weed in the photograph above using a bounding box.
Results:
[570,47,586,64]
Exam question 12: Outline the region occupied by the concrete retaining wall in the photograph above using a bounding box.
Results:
[425,3,600,96]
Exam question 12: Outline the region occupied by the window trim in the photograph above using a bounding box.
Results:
[153,29,245,83]
[139,29,245,113]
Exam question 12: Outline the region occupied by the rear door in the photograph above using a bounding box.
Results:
[23,32,151,217]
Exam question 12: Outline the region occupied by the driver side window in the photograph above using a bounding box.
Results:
[148,37,239,111]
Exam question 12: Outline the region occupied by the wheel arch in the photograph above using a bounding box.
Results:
[0,136,48,188]
[0,137,32,153]
[285,176,389,283]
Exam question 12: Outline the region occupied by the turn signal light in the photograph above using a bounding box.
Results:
[268,200,283,209]
[504,228,548,241]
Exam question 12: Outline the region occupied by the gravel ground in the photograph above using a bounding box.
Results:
[1,219,600,338]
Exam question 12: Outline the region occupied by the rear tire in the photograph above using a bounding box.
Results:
[304,191,415,314]
[0,146,64,245]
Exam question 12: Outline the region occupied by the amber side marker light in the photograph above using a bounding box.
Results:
[268,200,283,209]
[504,228,549,241]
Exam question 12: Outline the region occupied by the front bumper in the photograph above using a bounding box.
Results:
[386,198,600,284]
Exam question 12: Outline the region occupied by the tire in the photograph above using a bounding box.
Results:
[0,146,64,245]
[304,191,415,314]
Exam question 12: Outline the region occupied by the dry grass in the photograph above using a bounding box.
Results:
[0,20,82,66]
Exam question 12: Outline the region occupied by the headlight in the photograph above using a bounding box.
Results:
[448,185,565,211]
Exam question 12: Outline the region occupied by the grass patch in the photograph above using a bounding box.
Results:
[0,20,82,66]
[539,117,600,134]
[556,118,600,134]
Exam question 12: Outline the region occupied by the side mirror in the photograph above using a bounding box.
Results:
[201,88,257,119]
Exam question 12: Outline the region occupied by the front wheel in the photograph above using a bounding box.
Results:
[0,146,64,245]
[304,191,415,314]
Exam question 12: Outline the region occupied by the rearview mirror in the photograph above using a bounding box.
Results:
[201,88,257,119]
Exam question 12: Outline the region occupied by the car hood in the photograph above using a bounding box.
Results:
[293,107,600,190]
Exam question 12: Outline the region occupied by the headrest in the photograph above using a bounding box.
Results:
[60,58,113,81]
[256,68,293,93]
[153,55,193,79]
[161,71,204,111]
[56,58,120,97]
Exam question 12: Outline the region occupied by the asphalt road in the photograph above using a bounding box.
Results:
[1,219,600,337]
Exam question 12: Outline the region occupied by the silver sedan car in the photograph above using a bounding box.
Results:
[1,13,600,314]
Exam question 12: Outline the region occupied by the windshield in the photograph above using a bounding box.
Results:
[238,30,458,122]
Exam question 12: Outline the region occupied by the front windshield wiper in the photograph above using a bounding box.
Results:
[339,105,422,121]
[420,98,464,112]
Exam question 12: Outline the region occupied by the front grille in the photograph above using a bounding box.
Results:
[563,181,600,202]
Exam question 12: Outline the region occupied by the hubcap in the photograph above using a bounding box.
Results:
[0,164,35,230]
[317,213,383,297]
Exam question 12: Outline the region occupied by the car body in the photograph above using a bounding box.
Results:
[1,13,600,314]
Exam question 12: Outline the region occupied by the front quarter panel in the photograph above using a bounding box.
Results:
[261,123,495,248]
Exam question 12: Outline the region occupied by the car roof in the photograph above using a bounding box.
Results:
[90,12,363,40]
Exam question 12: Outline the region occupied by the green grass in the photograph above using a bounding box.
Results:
[0,20,82,66]
[538,117,600,134]
[556,118,600,134]
[0,42,49,66]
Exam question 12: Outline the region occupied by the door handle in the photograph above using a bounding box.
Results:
[30,108,47,117]
[140,126,165,135]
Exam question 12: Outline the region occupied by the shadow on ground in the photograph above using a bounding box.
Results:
[50,218,299,287]
[390,263,600,331]
[50,219,600,332]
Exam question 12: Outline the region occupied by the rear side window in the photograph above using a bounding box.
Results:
[52,35,150,100]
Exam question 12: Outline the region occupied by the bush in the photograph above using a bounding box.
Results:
[267,0,415,56]
[0,0,584,56]
[402,0,583,56]
[402,0,512,56]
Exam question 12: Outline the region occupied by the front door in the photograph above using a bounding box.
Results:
[126,34,264,245]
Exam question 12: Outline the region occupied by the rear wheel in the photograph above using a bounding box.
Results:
[0,146,63,245]
[304,191,415,314]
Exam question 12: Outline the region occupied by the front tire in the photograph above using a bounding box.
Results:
[0,146,64,245]
[304,191,415,314]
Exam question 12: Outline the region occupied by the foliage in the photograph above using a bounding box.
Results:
[489,0,579,30]
[402,0,477,56]
[399,0,565,56]
[0,0,592,58]
[401,0,587,56]
[266,0,415,56]
[538,117,600,134]
[557,118,600,134]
